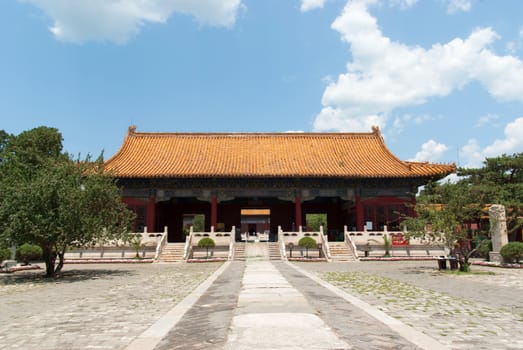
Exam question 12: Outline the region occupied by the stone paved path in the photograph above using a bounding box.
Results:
[153,262,244,350]
[223,260,350,350]
[1,259,522,349]
[275,262,422,349]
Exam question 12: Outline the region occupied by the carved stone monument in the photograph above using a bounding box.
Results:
[489,204,509,263]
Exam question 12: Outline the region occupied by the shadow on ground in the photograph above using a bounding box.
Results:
[0,267,134,285]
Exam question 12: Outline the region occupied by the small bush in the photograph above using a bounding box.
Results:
[0,247,11,262]
[197,238,215,258]
[16,243,43,265]
[500,242,523,263]
[298,236,317,258]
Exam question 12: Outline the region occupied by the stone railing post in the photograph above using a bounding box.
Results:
[489,204,509,263]
[228,226,235,260]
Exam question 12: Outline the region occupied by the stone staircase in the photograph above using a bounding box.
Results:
[268,242,282,260]
[233,242,282,261]
[157,243,186,262]
[328,242,358,262]
[233,243,246,261]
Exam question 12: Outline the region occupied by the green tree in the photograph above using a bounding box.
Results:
[5,126,65,170]
[197,237,215,258]
[305,213,327,232]
[0,127,134,277]
[127,234,144,258]
[404,154,523,271]
[403,180,486,272]
[459,153,523,241]
[192,214,205,232]
[298,236,317,258]
[0,247,11,262]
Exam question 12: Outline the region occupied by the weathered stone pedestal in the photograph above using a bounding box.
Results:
[489,204,509,263]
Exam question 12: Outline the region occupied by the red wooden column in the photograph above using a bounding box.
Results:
[147,195,156,232]
[295,195,302,228]
[211,194,218,229]
[356,195,364,231]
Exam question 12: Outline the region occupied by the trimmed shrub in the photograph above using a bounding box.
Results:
[197,237,215,258]
[0,247,11,262]
[500,242,523,263]
[16,243,43,265]
[298,236,317,258]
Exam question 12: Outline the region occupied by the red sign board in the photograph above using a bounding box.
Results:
[390,233,407,246]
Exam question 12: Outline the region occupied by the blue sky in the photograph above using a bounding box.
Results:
[1,0,522,168]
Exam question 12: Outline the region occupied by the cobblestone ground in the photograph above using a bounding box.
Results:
[297,261,523,350]
[0,263,222,350]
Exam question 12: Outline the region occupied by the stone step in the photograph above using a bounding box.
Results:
[233,244,246,261]
[267,243,282,260]
[158,243,186,262]
[328,242,358,261]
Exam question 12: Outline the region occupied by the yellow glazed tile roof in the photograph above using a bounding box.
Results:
[104,126,455,179]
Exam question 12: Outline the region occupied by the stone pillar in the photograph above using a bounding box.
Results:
[489,204,509,263]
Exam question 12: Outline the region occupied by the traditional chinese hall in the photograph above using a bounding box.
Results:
[105,126,454,243]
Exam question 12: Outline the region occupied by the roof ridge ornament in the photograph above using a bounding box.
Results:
[128,125,137,134]
[371,125,380,134]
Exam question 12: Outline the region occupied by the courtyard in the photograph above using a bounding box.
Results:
[0,260,522,349]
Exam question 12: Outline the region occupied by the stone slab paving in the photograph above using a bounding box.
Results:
[275,262,424,350]
[297,261,523,350]
[223,260,351,350]
[0,263,222,350]
[153,262,244,350]
[2,259,522,350]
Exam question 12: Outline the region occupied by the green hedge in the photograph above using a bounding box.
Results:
[16,243,43,265]
[298,237,317,249]
[0,247,11,262]
[500,242,523,263]
[197,237,215,258]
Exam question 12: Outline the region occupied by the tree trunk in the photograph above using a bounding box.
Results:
[55,251,65,274]
[459,260,470,272]
[42,246,56,278]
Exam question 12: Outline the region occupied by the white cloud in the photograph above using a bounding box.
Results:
[389,114,435,136]
[474,113,500,128]
[483,117,523,157]
[21,0,243,43]
[300,0,326,12]
[389,0,418,10]
[459,138,484,168]
[410,139,448,162]
[447,0,472,14]
[313,106,386,132]
[313,0,523,132]
[506,41,518,55]
[506,27,523,54]
[459,118,523,168]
